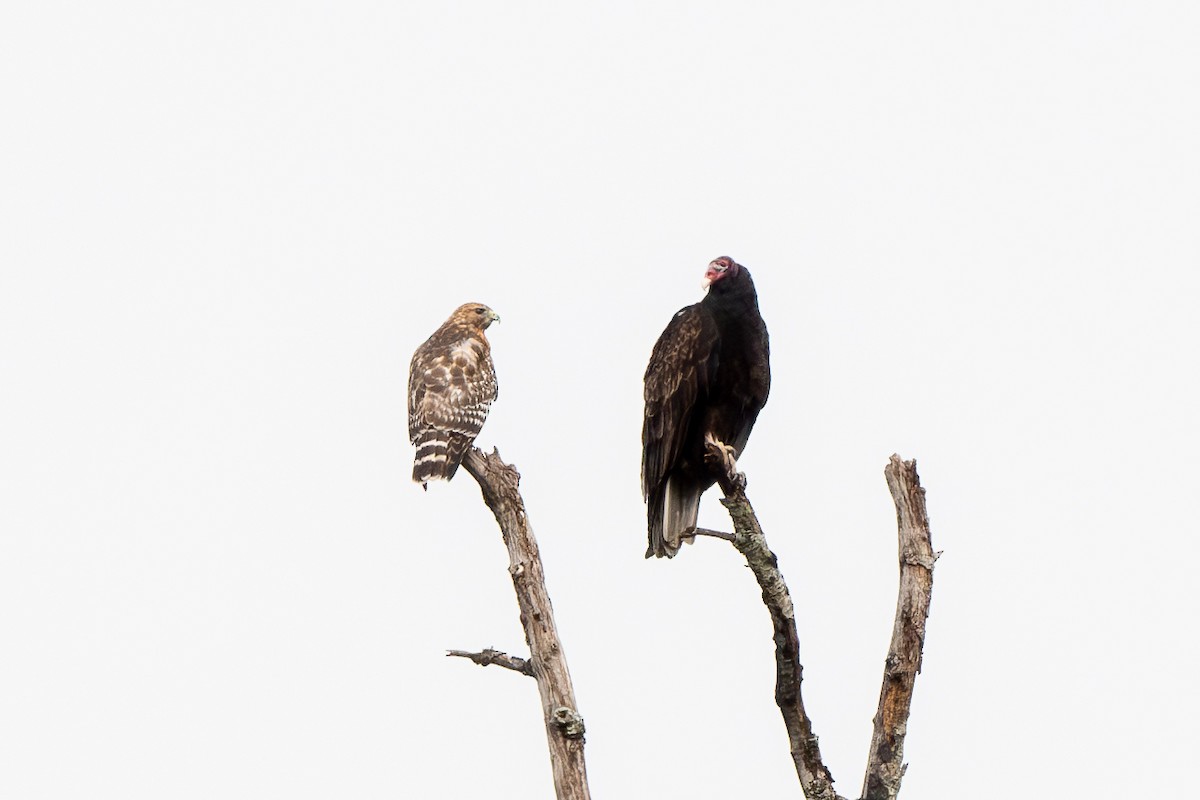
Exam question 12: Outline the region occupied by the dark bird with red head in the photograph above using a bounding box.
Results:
[642,257,771,557]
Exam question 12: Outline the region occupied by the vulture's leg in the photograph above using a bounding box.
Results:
[703,433,747,492]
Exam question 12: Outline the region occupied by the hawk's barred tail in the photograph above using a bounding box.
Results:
[412,431,472,486]
[412,431,450,486]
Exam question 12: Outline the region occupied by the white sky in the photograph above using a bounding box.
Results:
[2,3,1198,798]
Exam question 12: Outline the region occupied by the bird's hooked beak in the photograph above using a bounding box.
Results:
[700,261,727,290]
[488,310,501,324]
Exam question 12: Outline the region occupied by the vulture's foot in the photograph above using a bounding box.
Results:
[704,434,745,492]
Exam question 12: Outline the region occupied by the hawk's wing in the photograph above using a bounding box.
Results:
[409,336,497,443]
[641,304,720,500]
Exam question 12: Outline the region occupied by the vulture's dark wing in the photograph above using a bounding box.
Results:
[641,305,720,500]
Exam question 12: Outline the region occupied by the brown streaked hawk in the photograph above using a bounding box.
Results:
[408,303,500,488]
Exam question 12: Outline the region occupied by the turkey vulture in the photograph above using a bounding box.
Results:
[642,257,771,558]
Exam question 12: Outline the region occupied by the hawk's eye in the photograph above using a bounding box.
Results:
[475,308,486,314]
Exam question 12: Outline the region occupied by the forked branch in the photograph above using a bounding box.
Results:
[456,447,591,800]
[706,445,936,800]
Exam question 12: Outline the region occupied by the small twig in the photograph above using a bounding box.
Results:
[704,441,846,800]
[860,455,936,800]
[446,647,535,677]
[690,527,736,542]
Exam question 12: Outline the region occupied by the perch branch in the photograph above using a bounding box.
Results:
[860,455,937,800]
[446,647,535,677]
[705,441,846,800]
[690,527,736,542]
[460,447,590,800]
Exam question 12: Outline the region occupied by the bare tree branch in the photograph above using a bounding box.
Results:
[705,441,847,800]
[447,441,933,800]
[446,647,535,677]
[860,455,937,800]
[690,527,736,542]
[460,447,591,800]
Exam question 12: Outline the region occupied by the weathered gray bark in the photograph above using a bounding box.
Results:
[702,446,936,800]
[444,443,932,800]
[446,647,535,677]
[702,441,846,800]
[455,447,590,800]
[860,456,937,800]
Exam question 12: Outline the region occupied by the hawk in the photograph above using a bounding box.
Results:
[408,303,500,488]
[642,257,771,558]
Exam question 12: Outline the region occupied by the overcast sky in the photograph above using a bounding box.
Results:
[2,3,1198,798]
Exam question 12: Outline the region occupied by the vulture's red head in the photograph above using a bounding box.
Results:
[701,256,741,290]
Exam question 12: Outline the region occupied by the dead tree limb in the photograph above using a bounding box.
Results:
[457,447,590,800]
[446,647,535,677]
[705,442,846,800]
[860,456,937,800]
[706,445,937,800]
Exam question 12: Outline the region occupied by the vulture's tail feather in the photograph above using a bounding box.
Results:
[646,476,701,558]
